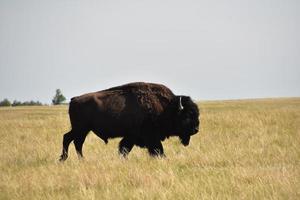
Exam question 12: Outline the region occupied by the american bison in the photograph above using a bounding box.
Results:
[59,82,199,161]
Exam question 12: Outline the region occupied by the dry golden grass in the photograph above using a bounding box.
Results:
[0,98,299,199]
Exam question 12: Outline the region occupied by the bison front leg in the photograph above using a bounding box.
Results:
[147,140,165,157]
[119,137,134,157]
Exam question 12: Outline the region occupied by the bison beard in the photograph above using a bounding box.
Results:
[59,82,200,161]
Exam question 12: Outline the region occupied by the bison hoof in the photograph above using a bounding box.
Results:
[59,154,68,162]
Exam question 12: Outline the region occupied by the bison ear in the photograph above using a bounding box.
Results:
[178,96,184,111]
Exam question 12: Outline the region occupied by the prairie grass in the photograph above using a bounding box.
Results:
[0,98,299,199]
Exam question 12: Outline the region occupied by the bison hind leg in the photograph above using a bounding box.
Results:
[119,137,134,158]
[73,130,89,159]
[59,131,75,162]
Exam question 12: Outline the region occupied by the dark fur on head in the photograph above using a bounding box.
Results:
[166,96,200,146]
[178,96,199,145]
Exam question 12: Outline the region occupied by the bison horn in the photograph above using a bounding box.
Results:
[179,96,184,111]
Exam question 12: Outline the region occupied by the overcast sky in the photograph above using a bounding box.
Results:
[0,0,299,103]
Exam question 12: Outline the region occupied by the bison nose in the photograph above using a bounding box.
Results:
[191,128,199,135]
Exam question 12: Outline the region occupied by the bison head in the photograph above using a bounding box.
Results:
[173,96,200,146]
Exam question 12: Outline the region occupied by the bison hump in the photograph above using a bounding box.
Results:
[105,83,173,113]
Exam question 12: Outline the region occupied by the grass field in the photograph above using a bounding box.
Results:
[0,98,299,200]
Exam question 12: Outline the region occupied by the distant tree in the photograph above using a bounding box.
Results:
[12,100,43,106]
[0,99,11,107]
[22,100,43,106]
[12,100,22,106]
[52,89,66,105]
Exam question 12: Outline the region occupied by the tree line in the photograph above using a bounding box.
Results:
[0,89,66,107]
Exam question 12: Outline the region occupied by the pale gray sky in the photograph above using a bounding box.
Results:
[0,0,299,103]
